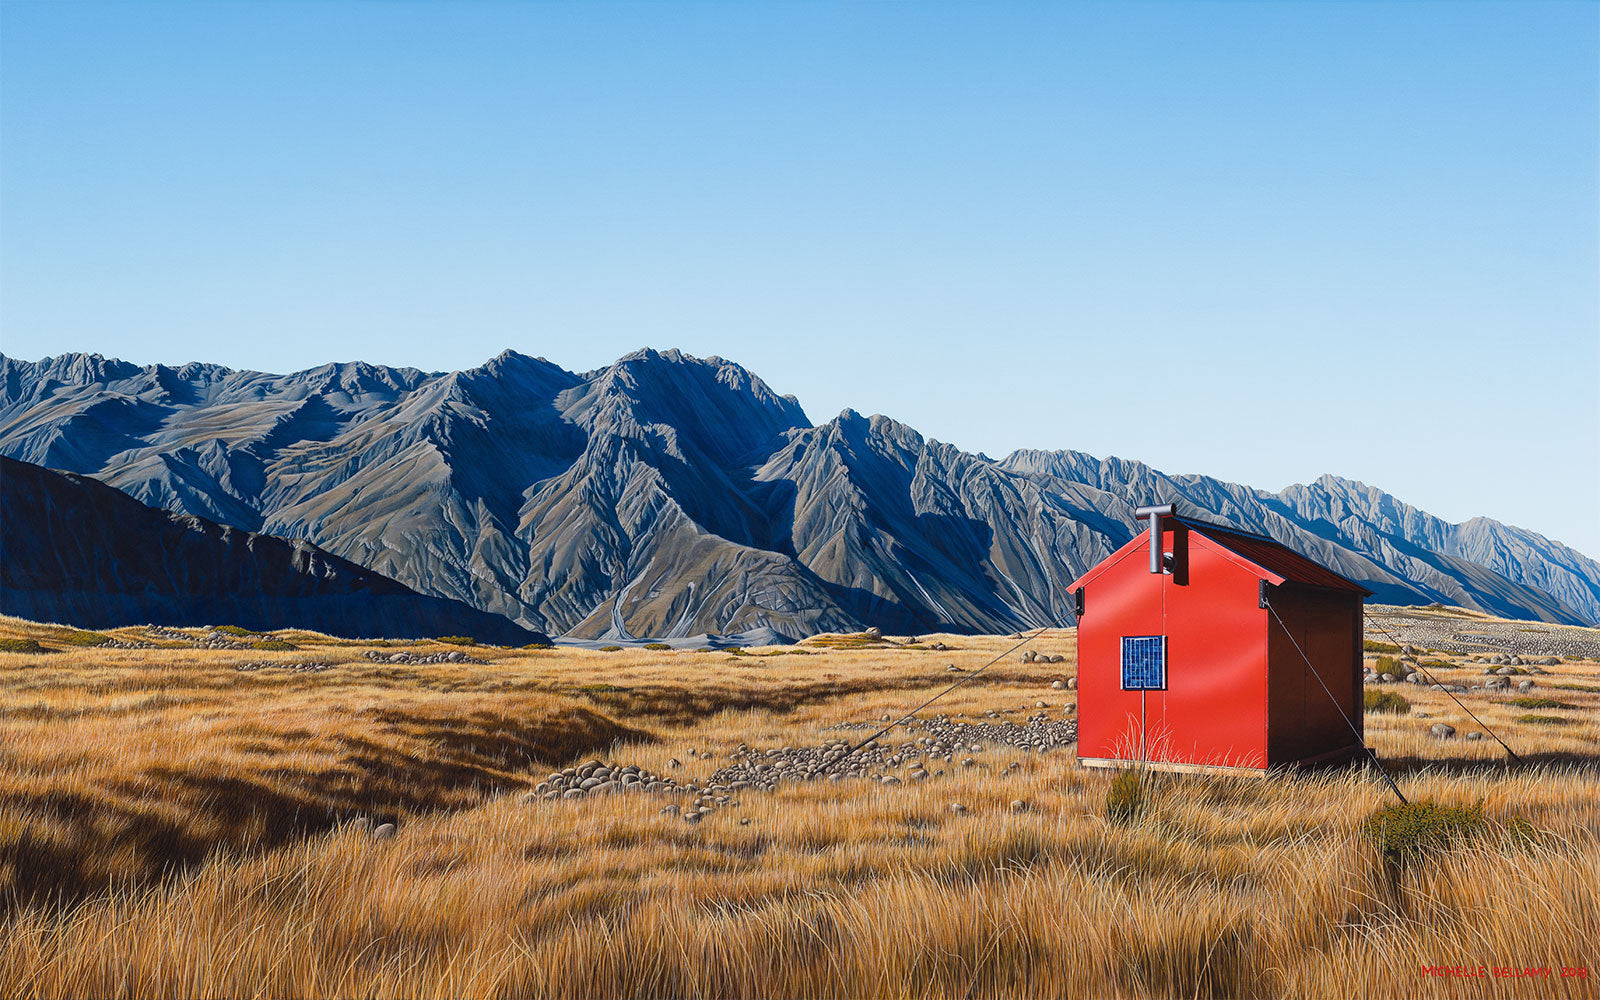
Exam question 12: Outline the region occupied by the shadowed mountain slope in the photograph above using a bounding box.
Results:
[2,348,1594,636]
[0,456,550,644]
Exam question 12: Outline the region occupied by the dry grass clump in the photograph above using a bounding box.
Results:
[0,618,1596,998]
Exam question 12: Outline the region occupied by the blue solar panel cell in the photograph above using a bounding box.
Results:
[1121,636,1166,690]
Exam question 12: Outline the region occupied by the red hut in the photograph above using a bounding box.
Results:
[1068,504,1371,774]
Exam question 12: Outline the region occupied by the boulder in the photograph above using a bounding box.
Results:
[1430,724,1456,740]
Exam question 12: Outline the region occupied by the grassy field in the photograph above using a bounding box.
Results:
[1,615,1597,999]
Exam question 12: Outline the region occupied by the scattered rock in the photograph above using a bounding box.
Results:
[366,649,487,666]
[373,823,397,840]
[1009,799,1028,813]
[235,660,331,673]
[950,803,968,814]
[1051,680,1064,690]
[864,627,883,639]
[1430,724,1456,740]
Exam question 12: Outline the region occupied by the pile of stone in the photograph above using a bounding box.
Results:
[707,714,1078,791]
[1473,653,1549,666]
[145,625,197,643]
[235,661,332,673]
[921,713,1078,754]
[363,649,485,665]
[96,638,156,649]
[529,760,692,801]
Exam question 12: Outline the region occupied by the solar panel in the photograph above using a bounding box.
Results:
[1121,635,1166,690]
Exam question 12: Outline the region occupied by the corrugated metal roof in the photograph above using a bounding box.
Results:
[1176,517,1372,595]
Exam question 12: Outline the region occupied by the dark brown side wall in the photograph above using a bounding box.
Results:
[1266,585,1363,765]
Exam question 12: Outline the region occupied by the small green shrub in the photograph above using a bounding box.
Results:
[1517,714,1572,726]
[1363,690,1411,714]
[1418,658,1453,670]
[436,636,476,646]
[1105,770,1145,824]
[1373,655,1401,674]
[213,625,257,637]
[597,645,622,653]
[578,683,625,693]
[521,641,553,650]
[1366,799,1485,863]
[726,648,748,656]
[252,640,296,651]
[1551,683,1600,693]
[58,630,111,646]
[1504,696,1576,710]
[1363,640,1401,653]
[0,638,49,654]
[643,642,672,651]
[1502,815,1543,851]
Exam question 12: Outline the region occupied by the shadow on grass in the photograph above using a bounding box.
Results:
[0,707,651,913]
[1378,751,1600,778]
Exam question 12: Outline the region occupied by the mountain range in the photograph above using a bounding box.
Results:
[3,348,1596,640]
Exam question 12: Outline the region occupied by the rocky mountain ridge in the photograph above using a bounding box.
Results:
[2,348,1594,639]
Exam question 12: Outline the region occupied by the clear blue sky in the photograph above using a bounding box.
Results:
[3,2,1596,556]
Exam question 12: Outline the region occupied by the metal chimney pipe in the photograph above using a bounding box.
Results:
[1134,503,1176,574]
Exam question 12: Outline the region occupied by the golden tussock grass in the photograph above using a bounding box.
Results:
[1,617,1597,998]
